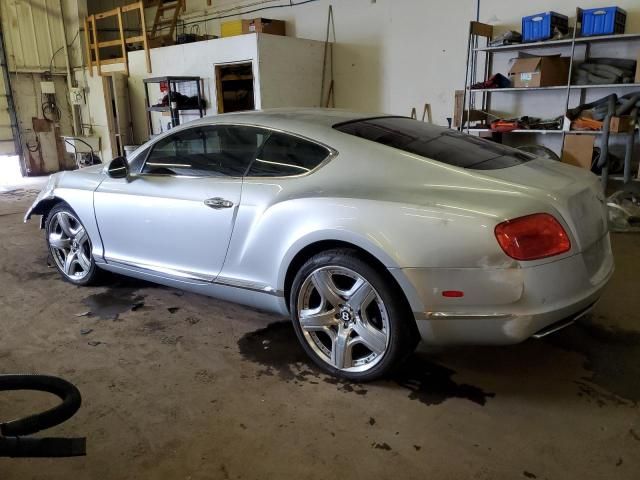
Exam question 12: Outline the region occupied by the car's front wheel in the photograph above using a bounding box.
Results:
[290,249,417,381]
[45,203,100,286]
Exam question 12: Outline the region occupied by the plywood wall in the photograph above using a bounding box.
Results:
[1,0,84,72]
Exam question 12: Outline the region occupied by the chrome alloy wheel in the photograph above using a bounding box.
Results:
[48,211,92,280]
[296,266,390,372]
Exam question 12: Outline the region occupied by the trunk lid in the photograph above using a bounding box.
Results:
[476,158,608,253]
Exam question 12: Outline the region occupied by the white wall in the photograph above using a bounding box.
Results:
[143,0,640,126]
[126,34,259,144]
[120,33,324,145]
[143,0,476,122]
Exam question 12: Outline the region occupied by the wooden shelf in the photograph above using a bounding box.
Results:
[220,74,254,82]
[474,32,640,53]
[469,128,563,134]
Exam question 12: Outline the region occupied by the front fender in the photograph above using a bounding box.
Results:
[23,168,106,260]
[24,173,61,225]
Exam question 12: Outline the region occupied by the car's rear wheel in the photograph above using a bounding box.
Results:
[290,249,417,381]
[45,203,100,286]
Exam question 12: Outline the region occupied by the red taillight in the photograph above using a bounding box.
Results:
[495,213,571,261]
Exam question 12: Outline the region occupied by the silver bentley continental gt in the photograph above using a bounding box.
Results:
[25,109,614,381]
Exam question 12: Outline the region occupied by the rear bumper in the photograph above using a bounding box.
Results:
[392,233,614,346]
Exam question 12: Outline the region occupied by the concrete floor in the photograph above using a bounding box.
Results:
[1,188,639,480]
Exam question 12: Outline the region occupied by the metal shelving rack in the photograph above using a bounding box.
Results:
[460,11,640,186]
[143,76,204,137]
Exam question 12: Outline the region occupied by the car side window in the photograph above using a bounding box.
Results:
[247,132,330,177]
[142,125,265,177]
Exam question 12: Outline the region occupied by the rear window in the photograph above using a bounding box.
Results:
[333,116,533,170]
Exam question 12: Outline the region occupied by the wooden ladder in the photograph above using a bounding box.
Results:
[148,0,186,48]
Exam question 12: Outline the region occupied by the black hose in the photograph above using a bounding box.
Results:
[623,107,638,184]
[0,375,81,436]
[597,94,617,169]
[566,93,618,120]
[0,375,85,457]
[0,436,86,458]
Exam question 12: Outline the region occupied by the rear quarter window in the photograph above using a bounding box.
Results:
[246,132,330,177]
[333,116,534,170]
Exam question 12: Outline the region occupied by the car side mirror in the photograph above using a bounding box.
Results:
[107,156,129,179]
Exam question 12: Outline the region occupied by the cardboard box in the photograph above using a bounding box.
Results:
[610,116,635,133]
[221,20,243,37]
[508,56,570,88]
[561,135,595,170]
[242,18,286,36]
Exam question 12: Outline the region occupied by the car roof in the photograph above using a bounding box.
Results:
[187,108,385,133]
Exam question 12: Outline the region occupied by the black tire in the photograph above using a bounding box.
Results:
[45,203,101,286]
[290,248,418,381]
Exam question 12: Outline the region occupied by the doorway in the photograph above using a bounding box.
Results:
[214,62,255,113]
[0,155,21,186]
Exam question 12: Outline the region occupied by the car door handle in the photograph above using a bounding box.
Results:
[204,197,234,209]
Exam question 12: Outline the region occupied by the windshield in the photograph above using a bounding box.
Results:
[333,116,534,170]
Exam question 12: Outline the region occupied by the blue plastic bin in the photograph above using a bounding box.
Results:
[522,11,569,42]
[581,7,626,36]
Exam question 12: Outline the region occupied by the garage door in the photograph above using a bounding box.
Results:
[0,27,19,156]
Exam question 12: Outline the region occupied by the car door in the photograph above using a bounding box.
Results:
[94,124,265,281]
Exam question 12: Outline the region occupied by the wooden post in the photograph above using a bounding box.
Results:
[139,1,152,73]
[91,15,101,76]
[84,16,93,76]
[116,7,129,76]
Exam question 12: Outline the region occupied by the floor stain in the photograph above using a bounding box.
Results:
[83,287,145,320]
[143,320,166,333]
[371,442,392,451]
[237,321,309,382]
[575,380,630,407]
[7,254,56,281]
[323,377,368,395]
[546,319,640,403]
[394,353,495,406]
[238,321,494,406]
[20,269,57,281]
